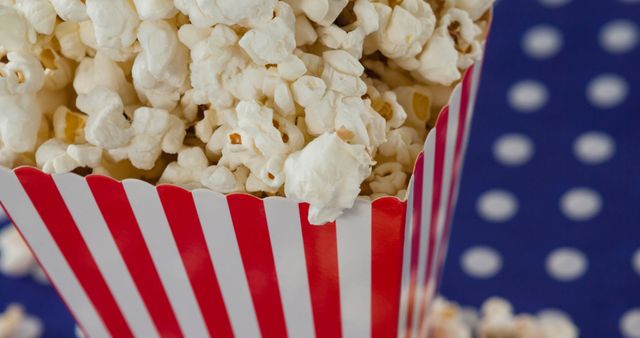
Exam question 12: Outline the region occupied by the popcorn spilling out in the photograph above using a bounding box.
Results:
[0,0,492,224]
[429,297,579,338]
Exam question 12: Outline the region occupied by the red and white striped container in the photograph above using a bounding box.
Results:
[0,61,483,337]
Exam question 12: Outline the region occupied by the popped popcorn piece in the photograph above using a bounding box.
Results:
[366,79,407,129]
[200,165,245,193]
[52,106,87,144]
[40,49,74,91]
[334,96,386,149]
[36,139,102,173]
[417,8,482,85]
[0,304,43,338]
[368,162,407,196]
[294,15,318,46]
[74,52,138,106]
[174,0,276,28]
[373,0,436,60]
[299,0,349,27]
[445,0,494,21]
[55,22,88,62]
[85,0,140,60]
[394,85,435,135]
[277,55,307,82]
[159,146,209,189]
[14,0,57,35]
[284,133,372,225]
[292,75,326,108]
[378,126,423,170]
[239,2,296,66]
[76,87,133,149]
[0,226,35,277]
[0,5,37,52]
[321,50,367,97]
[50,0,88,22]
[108,107,185,170]
[428,297,472,338]
[0,94,42,153]
[132,20,189,110]
[0,52,45,96]
[132,0,177,20]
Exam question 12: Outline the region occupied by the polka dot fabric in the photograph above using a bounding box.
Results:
[441,0,640,337]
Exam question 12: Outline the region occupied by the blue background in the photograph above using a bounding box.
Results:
[1,0,639,337]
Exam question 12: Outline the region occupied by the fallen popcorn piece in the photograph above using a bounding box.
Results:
[0,226,36,277]
[0,304,43,338]
[285,133,372,225]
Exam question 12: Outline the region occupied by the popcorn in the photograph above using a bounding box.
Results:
[368,162,407,196]
[85,0,140,60]
[0,304,43,338]
[417,8,482,85]
[0,0,493,224]
[74,52,138,106]
[174,0,276,28]
[14,0,57,35]
[239,2,296,66]
[0,52,45,96]
[36,138,102,174]
[0,226,36,277]
[132,20,189,110]
[76,87,133,149]
[49,0,88,22]
[107,107,185,170]
[132,0,177,20]
[284,133,372,224]
[0,5,37,52]
[0,94,42,153]
[429,297,472,338]
[373,0,436,60]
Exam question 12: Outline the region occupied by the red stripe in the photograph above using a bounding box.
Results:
[299,203,343,338]
[15,170,134,338]
[227,194,288,338]
[403,152,425,338]
[371,198,407,338]
[436,68,475,291]
[158,186,234,338]
[87,175,184,338]
[415,108,450,334]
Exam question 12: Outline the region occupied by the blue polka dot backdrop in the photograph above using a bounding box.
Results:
[440,0,640,337]
[0,1,638,337]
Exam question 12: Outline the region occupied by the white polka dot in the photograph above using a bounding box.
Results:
[461,246,502,278]
[477,190,518,222]
[587,74,629,109]
[573,131,616,164]
[560,187,602,221]
[493,133,535,166]
[522,25,563,59]
[538,0,572,7]
[600,20,639,54]
[508,80,549,113]
[546,248,588,281]
[632,249,640,276]
[621,309,640,338]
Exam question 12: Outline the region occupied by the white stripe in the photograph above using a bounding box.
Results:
[336,200,372,338]
[53,174,160,338]
[396,179,415,338]
[0,169,110,338]
[192,190,262,338]
[123,180,209,338]
[263,197,316,338]
[409,132,436,338]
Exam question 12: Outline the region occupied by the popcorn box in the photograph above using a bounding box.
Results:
[0,63,483,338]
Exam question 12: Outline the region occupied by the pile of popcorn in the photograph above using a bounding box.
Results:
[429,297,579,338]
[0,0,492,224]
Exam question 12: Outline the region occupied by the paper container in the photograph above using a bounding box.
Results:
[0,59,483,337]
